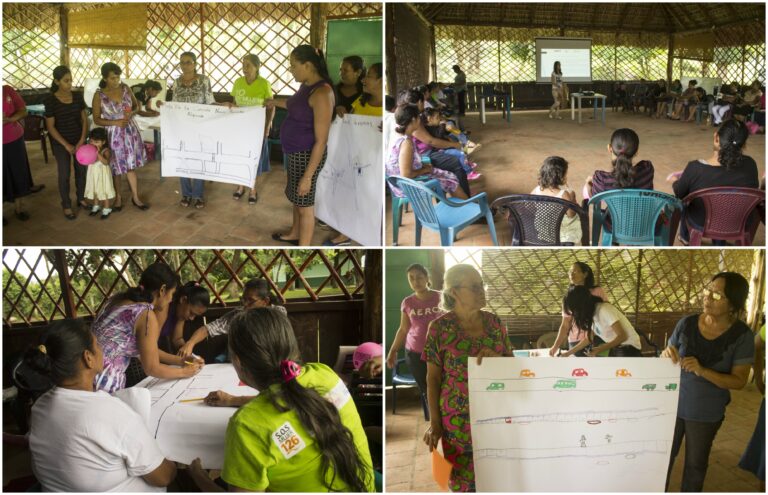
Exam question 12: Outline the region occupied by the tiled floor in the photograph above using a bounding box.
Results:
[386,110,766,247]
[385,383,765,492]
[3,149,353,246]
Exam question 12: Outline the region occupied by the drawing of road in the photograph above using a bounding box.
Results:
[475,407,669,425]
[163,136,257,184]
[475,439,671,462]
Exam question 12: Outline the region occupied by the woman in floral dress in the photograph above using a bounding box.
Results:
[386,104,465,199]
[422,264,512,492]
[91,262,203,393]
[92,62,149,212]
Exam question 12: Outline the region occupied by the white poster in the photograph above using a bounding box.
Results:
[469,357,680,492]
[315,114,383,246]
[160,102,266,188]
[136,364,259,469]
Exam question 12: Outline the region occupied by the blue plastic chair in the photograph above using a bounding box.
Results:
[387,176,498,246]
[392,358,428,420]
[387,175,431,246]
[588,189,682,246]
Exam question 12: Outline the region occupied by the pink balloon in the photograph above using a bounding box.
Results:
[75,144,98,165]
[353,342,383,370]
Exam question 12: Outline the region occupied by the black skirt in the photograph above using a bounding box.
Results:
[285,149,327,207]
[3,136,33,202]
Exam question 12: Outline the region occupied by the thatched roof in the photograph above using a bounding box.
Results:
[410,3,765,35]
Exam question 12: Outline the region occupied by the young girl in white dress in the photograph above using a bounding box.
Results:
[530,156,582,244]
[83,127,116,219]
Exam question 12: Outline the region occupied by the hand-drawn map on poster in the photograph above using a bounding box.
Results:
[315,114,383,246]
[160,102,266,188]
[469,357,680,492]
[136,364,259,469]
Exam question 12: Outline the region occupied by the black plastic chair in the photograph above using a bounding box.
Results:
[491,194,589,246]
[22,115,48,163]
[392,358,428,420]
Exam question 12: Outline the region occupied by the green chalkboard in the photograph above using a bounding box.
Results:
[325,17,382,85]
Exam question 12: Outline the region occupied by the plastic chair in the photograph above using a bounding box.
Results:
[588,189,682,246]
[392,358,428,420]
[388,175,431,246]
[491,194,589,246]
[680,187,765,246]
[386,176,498,246]
[22,115,48,163]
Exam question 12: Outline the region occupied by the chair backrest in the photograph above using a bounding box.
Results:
[492,194,589,246]
[22,115,45,141]
[682,187,765,240]
[387,176,443,227]
[589,189,682,244]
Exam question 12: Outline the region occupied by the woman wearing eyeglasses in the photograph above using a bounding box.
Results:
[422,264,512,492]
[662,272,755,492]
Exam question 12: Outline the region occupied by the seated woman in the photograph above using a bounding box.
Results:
[662,272,754,492]
[657,79,683,118]
[26,320,177,491]
[530,156,582,245]
[423,109,479,180]
[671,80,698,120]
[411,112,471,197]
[177,278,285,358]
[670,119,759,244]
[560,285,642,357]
[134,80,162,117]
[153,281,210,353]
[385,105,467,200]
[92,262,203,393]
[733,80,763,121]
[187,307,375,491]
[712,83,739,125]
[422,264,512,492]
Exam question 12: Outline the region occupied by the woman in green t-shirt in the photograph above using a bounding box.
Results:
[226,54,275,205]
[188,307,375,492]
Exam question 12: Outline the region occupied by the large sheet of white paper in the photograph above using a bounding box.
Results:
[160,102,266,188]
[136,364,259,469]
[469,357,680,492]
[315,114,383,246]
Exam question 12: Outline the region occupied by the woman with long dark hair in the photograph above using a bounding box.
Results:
[3,84,34,223]
[153,281,210,352]
[351,62,383,117]
[560,285,642,357]
[550,262,608,356]
[335,55,365,117]
[44,65,89,219]
[187,307,375,491]
[663,272,755,491]
[268,45,335,246]
[586,128,654,197]
[670,119,759,245]
[91,261,202,393]
[549,61,564,119]
[25,320,177,491]
[92,62,149,211]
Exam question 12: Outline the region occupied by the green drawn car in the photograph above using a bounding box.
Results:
[553,379,577,390]
[642,383,657,391]
[665,383,678,391]
[486,382,505,391]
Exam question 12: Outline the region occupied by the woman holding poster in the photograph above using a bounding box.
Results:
[268,45,335,246]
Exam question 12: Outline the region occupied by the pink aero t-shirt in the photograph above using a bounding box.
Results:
[401,290,443,354]
[562,286,608,342]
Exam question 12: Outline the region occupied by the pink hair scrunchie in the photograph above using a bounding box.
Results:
[280,360,301,383]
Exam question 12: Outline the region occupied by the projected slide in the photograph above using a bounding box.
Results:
[536,38,592,83]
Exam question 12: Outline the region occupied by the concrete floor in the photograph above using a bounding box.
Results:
[385,383,765,492]
[386,109,766,246]
[3,148,352,246]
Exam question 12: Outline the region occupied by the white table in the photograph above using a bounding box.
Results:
[570,92,607,125]
[136,364,258,469]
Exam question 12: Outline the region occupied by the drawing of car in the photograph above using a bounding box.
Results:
[571,368,589,377]
[504,417,512,424]
[642,383,656,391]
[553,379,577,390]
[587,420,602,425]
[615,369,632,377]
[520,369,536,378]
[486,382,505,391]
[665,383,678,391]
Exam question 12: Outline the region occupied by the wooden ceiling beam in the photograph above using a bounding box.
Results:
[405,3,432,27]
[426,18,672,34]
[661,4,686,32]
[695,3,717,28]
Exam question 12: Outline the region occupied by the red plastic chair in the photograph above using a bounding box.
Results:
[681,187,765,245]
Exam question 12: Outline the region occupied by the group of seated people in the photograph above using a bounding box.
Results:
[613,79,765,129]
[529,118,762,245]
[11,261,379,492]
[385,84,484,202]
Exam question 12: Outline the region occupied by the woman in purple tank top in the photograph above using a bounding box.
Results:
[266,45,335,246]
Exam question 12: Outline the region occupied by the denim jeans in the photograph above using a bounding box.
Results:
[180,177,204,200]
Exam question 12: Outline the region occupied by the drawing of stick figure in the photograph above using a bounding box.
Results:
[580,435,587,448]
[605,434,613,444]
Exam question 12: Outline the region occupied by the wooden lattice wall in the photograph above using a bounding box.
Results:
[2,2,382,94]
[2,249,368,328]
[390,3,433,95]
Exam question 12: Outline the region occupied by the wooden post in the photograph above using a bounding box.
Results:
[363,249,382,343]
[310,3,328,51]
[666,33,674,85]
[633,250,644,329]
[59,5,70,67]
[52,250,77,319]
[199,4,206,74]
[385,4,396,95]
[747,249,765,330]
[430,24,437,81]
